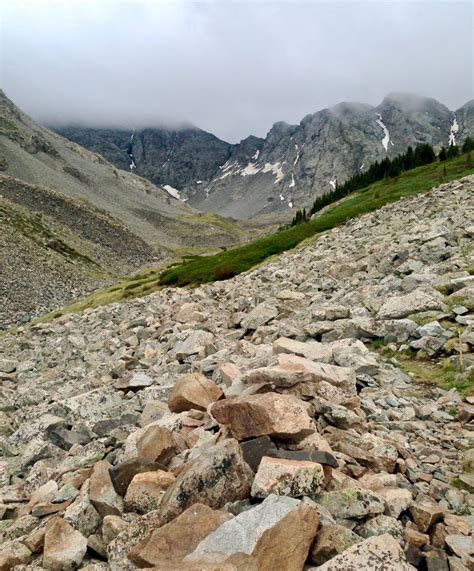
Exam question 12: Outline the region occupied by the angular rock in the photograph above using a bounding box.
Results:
[159,438,251,523]
[251,456,325,498]
[136,425,177,465]
[211,393,315,441]
[410,498,444,533]
[272,337,332,363]
[310,523,361,565]
[124,470,175,513]
[316,488,385,519]
[241,303,278,330]
[173,330,215,361]
[185,494,318,570]
[89,460,123,518]
[315,534,415,570]
[168,373,223,413]
[109,458,165,496]
[128,503,233,567]
[43,517,87,571]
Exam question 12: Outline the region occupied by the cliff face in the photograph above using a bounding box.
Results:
[55,93,473,218]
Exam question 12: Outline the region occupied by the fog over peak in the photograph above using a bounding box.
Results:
[2,0,472,143]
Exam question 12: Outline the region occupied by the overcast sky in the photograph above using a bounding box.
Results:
[2,0,473,142]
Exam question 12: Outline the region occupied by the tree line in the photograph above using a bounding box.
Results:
[289,137,474,227]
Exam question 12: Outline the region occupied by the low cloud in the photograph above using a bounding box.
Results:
[2,0,472,142]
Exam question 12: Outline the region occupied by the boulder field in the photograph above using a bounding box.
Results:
[1,176,473,569]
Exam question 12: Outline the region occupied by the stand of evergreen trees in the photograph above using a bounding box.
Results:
[289,138,473,228]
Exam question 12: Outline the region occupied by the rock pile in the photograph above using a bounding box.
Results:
[0,176,473,569]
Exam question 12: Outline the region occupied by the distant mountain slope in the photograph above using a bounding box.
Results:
[0,174,156,328]
[0,90,244,250]
[0,90,246,327]
[54,93,473,219]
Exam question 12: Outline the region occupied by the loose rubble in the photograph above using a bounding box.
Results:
[0,177,473,569]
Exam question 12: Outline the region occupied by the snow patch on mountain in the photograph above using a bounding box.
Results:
[289,174,295,188]
[449,115,459,146]
[163,184,182,200]
[262,162,285,184]
[329,179,337,189]
[376,113,390,152]
[241,163,261,176]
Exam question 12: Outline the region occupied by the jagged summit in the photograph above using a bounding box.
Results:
[54,92,473,219]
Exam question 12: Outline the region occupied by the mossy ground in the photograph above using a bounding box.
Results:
[374,344,474,396]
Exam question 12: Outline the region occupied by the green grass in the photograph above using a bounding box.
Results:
[30,268,164,324]
[159,153,474,287]
[376,347,474,396]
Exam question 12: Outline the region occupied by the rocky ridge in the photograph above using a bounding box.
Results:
[0,176,473,570]
[55,93,474,218]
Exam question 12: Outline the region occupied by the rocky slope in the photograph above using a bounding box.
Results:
[0,175,156,329]
[0,91,248,327]
[54,94,473,218]
[0,90,245,250]
[0,176,473,569]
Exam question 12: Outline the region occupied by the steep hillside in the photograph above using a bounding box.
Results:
[0,90,245,251]
[54,93,473,219]
[0,176,472,570]
[160,152,474,287]
[54,125,235,193]
[0,175,156,328]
